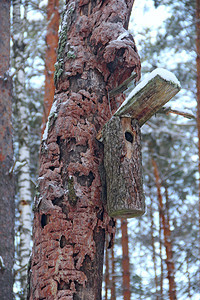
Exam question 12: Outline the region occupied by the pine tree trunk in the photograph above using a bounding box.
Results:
[111,240,116,300]
[150,197,159,299]
[42,0,59,134]
[159,205,163,300]
[104,234,110,300]
[121,219,131,300]
[29,1,140,299]
[195,0,200,289]
[138,226,143,300]
[152,159,177,300]
[12,0,32,294]
[0,1,15,299]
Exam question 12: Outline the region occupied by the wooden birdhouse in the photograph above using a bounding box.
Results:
[98,68,181,218]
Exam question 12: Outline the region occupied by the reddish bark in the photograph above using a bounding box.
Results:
[159,205,164,299]
[195,0,200,288]
[121,219,131,300]
[0,1,15,299]
[104,234,110,300]
[111,241,116,300]
[42,0,60,134]
[29,0,140,299]
[152,159,177,300]
[150,197,159,299]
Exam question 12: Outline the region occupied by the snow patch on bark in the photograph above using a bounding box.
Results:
[60,2,75,34]
[117,31,129,41]
[42,100,58,141]
[0,256,5,270]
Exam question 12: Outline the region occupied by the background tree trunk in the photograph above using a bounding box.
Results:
[121,219,131,300]
[195,0,200,288]
[42,0,60,134]
[104,234,110,300]
[159,203,164,300]
[12,0,32,294]
[0,1,15,299]
[111,240,116,300]
[152,159,177,300]
[29,0,141,299]
[150,197,159,299]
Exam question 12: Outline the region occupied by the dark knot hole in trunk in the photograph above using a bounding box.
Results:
[125,131,133,143]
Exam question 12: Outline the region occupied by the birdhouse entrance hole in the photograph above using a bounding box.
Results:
[125,131,133,143]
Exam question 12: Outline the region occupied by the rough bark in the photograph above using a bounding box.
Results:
[195,0,200,288]
[42,0,60,134]
[152,159,177,300]
[0,1,15,299]
[102,116,145,218]
[12,0,32,294]
[121,219,131,300]
[29,0,140,299]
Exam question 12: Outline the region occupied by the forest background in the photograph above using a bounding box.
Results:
[1,0,199,299]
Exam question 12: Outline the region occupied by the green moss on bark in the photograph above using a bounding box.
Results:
[54,2,76,85]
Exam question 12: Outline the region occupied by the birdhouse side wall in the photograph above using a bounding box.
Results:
[102,116,145,218]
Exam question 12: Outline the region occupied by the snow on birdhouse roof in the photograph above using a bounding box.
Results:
[116,68,181,115]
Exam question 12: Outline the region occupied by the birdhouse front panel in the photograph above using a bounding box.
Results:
[102,116,145,218]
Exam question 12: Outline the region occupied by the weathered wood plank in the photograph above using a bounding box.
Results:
[102,116,145,218]
[114,70,181,126]
[109,72,137,98]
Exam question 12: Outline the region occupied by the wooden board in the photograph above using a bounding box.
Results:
[114,74,181,126]
[102,116,145,218]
